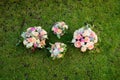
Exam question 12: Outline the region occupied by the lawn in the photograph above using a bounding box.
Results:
[0,0,120,80]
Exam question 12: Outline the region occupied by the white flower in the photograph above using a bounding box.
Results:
[63,25,68,29]
[26,43,33,48]
[53,49,60,55]
[82,30,90,36]
[59,48,64,52]
[23,40,28,45]
[71,39,76,43]
[73,30,78,38]
[86,42,94,47]
[57,54,63,58]
[27,27,31,31]
[94,35,98,43]
[21,32,26,38]
[36,39,40,43]
[32,31,39,36]
[37,44,41,48]
[78,28,84,33]
[51,53,54,57]
[42,35,48,39]
[81,45,87,52]
[37,26,42,29]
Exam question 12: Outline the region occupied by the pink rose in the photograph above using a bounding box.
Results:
[53,27,58,33]
[74,41,81,48]
[40,30,47,36]
[76,34,81,39]
[90,31,96,38]
[30,27,35,31]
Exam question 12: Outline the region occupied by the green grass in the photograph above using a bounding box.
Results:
[0,0,120,80]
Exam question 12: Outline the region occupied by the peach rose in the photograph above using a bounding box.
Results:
[27,37,36,43]
[88,44,94,50]
[57,29,62,34]
[57,54,63,58]
[40,40,46,46]
[84,37,90,42]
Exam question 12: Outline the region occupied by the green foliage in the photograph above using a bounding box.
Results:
[0,0,120,80]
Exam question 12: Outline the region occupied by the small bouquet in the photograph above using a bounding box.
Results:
[21,26,48,50]
[71,24,98,52]
[48,42,67,60]
[52,21,68,39]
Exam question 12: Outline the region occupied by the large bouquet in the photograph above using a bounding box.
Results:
[48,42,67,59]
[52,21,68,39]
[71,24,98,52]
[21,26,48,49]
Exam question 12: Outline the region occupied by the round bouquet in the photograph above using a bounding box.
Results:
[21,26,48,49]
[71,24,98,52]
[52,21,68,39]
[48,42,67,59]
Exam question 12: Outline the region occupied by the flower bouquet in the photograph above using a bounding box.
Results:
[52,21,68,39]
[48,42,67,60]
[71,24,98,52]
[21,26,48,50]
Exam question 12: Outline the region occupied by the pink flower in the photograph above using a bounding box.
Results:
[53,27,58,33]
[86,42,94,50]
[74,41,81,48]
[30,27,35,31]
[76,34,81,39]
[27,37,36,43]
[34,43,37,48]
[40,30,47,36]
[90,31,96,38]
[58,48,64,52]
[55,43,61,48]
[88,44,94,50]
[81,39,85,42]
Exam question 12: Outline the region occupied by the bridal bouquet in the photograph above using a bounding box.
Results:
[48,42,67,59]
[52,21,68,39]
[71,24,98,52]
[21,26,48,49]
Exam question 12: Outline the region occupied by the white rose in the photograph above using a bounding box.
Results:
[23,40,28,45]
[42,35,48,39]
[71,39,76,43]
[57,54,63,58]
[94,35,98,43]
[63,25,68,29]
[26,43,33,48]
[81,45,87,52]
[82,30,90,36]
[32,31,39,36]
[51,53,54,57]
[27,27,31,31]
[36,39,40,43]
